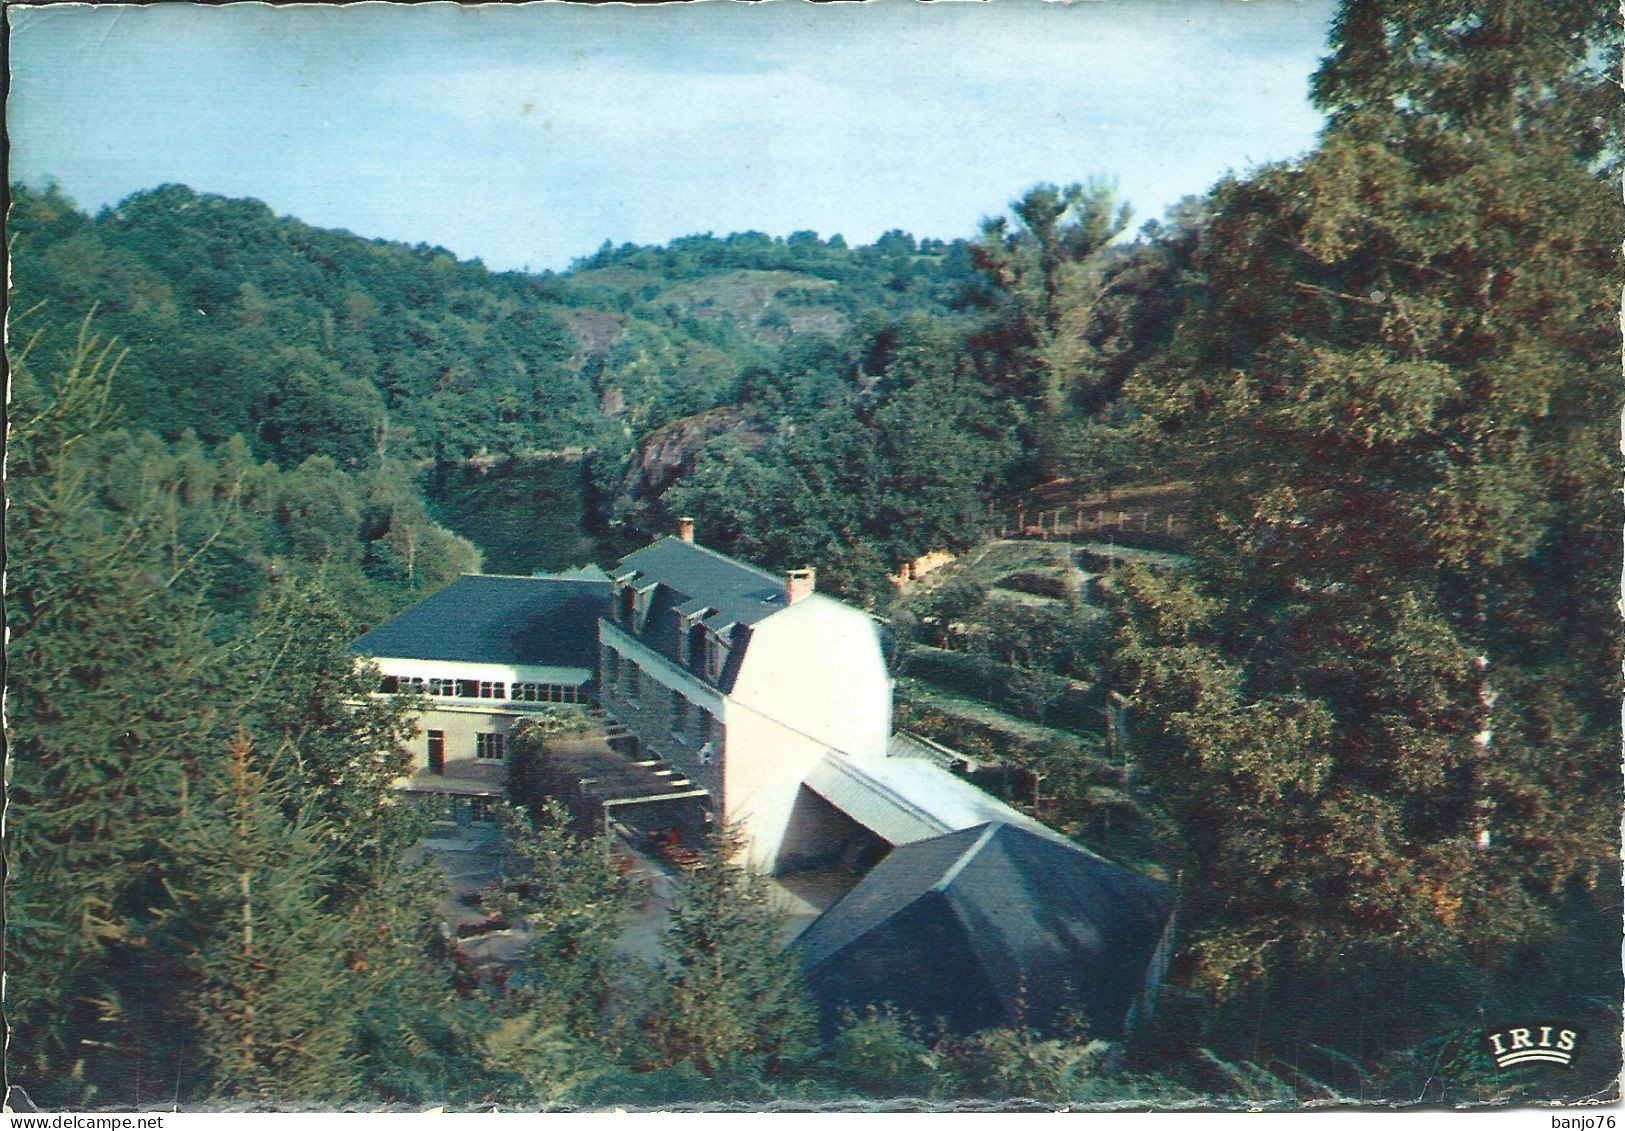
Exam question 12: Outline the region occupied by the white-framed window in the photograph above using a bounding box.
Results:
[476,732,506,760]
[469,797,495,822]
[479,680,506,699]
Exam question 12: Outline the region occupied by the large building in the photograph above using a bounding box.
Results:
[353,523,1175,1036]
[599,518,892,872]
[351,567,610,818]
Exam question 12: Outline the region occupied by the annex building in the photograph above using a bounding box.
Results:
[350,565,610,819]
[352,520,1174,1036]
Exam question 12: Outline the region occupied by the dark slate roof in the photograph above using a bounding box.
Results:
[792,822,1176,1038]
[613,538,789,632]
[543,563,613,582]
[351,574,610,668]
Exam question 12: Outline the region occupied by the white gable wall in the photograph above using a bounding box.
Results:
[722,594,891,872]
[727,595,890,759]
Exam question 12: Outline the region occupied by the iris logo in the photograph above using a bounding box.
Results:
[1484,1024,1579,1068]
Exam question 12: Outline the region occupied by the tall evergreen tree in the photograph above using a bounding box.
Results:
[226,578,422,887]
[478,803,635,1106]
[970,181,1131,477]
[5,322,479,1106]
[5,324,234,1104]
[644,828,816,1080]
[1111,0,1619,1067]
[159,734,364,1105]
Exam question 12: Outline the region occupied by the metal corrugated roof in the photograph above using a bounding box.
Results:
[887,731,971,770]
[803,752,1067,848]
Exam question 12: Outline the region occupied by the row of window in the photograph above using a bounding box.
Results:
[426,794,496,823]
[425,729,505,769]
[601,646,718,765]
[382,676,582,703]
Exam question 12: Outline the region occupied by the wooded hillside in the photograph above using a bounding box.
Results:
[7,0,1619,1107]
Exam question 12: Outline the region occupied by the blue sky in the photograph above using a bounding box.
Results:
[8,0,1339,273]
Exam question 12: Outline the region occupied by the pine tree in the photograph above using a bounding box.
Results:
[222,581,485,1105]
[5,324,235,1105]
[645,827,816,1080]
[160,733,363,1104]
[5,320,482,1106]
[478,802,635,1106]
[226,577,422,890]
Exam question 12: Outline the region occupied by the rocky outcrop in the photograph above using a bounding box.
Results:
[620,405,769,500]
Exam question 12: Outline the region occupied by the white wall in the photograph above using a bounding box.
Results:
[359,655,592,792]
[727,595,891,761]
[370,656,591,694]
[400,703,518,790]
[722,594,892,872]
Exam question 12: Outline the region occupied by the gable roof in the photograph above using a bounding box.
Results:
[613,537,789,632]
[804,752,1068,849]
[351,573,609,668]
[792,822,1175,1038]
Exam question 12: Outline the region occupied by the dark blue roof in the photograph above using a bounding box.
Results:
[793,822,1175,1038]
[351,574,609,668]
[614,538,788,631]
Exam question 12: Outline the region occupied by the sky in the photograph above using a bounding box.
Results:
[8,0,1340,274]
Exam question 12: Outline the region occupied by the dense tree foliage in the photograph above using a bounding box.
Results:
[5,329,482,1107]
[1109,0,1620,1081]
[9,0,1618,1104]
[644,829,817,1080]
[9,184,982,470]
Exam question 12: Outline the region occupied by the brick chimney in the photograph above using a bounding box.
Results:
[678,516,695,543]
[785,566,816,604]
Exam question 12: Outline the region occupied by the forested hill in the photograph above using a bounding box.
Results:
[9,179,1184,594]
[7,182,981,470]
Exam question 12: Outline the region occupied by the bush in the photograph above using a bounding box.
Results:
[828,1007,941,1099]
